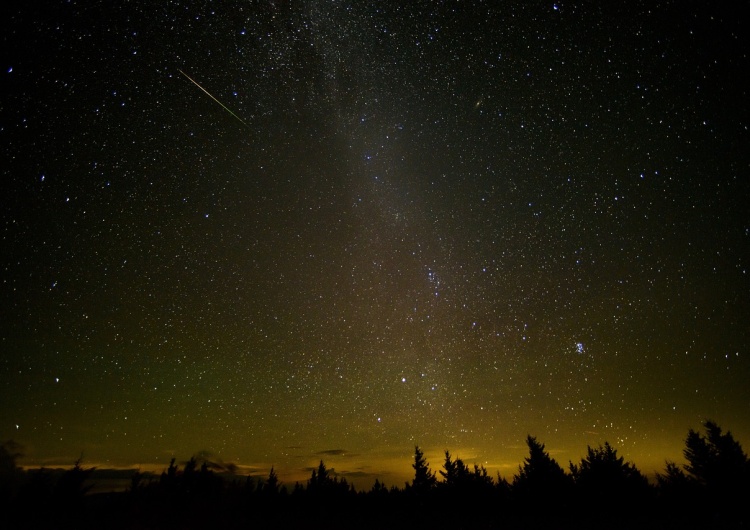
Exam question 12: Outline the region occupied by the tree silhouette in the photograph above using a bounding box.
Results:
[469,463,494,490]
[370,478,388,497]
[264,466,280,495]
[308,460,330,492]
[658,420,750,524]
[496,471,511,498]
[683,420,748,490]
[657,460,697,512]
[129,468,144,493]
[439,451,494,495]
[160,457,179,490]
[5,430,750,529]
[570,441,651,513]
[410,446,436,494]
[307,460,351,499]
[0,440,23,504]
[54,455,95,501]
[513,435,571,508]
[439,450,461,486]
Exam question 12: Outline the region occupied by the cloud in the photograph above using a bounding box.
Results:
[315,449,357,457]
[316,449,347,456]
[337,470,373,479]
[234,465,266,477]
[187,450,239,474]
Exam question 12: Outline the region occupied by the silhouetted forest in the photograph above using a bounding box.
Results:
[1,421,748,529]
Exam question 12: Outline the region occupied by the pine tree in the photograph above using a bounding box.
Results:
[658,421,750,524]
[264,467,279,494]
[439,450,457,486]
[683,420,748,490]
[411,446,436,493]
[570,442,650,509]
[370,478,388,496]
[513,435,571,507]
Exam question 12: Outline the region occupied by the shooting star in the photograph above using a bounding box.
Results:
[177,68,250,129]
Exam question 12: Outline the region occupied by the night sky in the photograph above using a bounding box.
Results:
[2,1,748,487]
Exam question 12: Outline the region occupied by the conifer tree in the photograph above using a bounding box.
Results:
[411,446,436,493]
[570,441,649,508]
[683,420,748,490]
[264,467,279,494]
[514,435,571,506]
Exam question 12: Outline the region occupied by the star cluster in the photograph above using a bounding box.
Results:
[1,1,748,486]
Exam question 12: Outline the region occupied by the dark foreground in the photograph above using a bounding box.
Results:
[2,421,748,529]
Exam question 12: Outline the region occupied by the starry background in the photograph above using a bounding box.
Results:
[1,1,748,486]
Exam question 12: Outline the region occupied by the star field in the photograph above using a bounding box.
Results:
[1,1,748,486]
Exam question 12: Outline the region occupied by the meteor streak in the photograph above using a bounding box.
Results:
[178,68,250,129]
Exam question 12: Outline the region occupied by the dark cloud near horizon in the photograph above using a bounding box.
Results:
[315,449,351,457]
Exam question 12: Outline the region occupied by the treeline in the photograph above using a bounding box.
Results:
[1,420,748,529]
